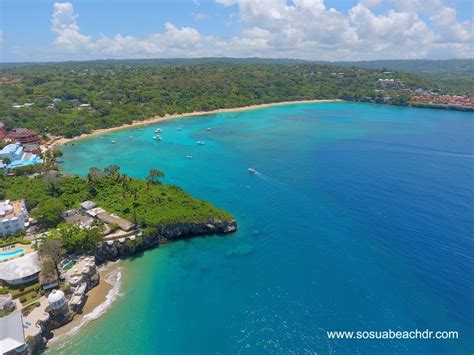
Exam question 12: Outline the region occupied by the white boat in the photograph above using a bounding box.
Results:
[207,128,212,131]
[196,141,205,145]
[111,140,116,144]
[248,167,257,174]
[153,135,162,141]
[186,155,193,159]
[155,128,163,133]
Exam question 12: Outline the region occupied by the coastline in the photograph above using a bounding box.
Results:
[48,261,123,348]
[50,99,341,147]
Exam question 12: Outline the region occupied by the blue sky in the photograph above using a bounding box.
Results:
[1,0,472,62]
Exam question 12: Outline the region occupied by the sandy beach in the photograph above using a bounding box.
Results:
[51,261,122,340]
[50,99,341,147]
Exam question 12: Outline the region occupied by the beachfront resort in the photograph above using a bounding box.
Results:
[0,123,43,173]
[0,196,140,354]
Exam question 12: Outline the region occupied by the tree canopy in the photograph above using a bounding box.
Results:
[0,165,233,231]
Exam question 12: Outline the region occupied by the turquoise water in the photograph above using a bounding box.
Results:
[0,248,25,260]
[54,102,473,354]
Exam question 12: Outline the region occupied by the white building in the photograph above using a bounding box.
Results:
[0,311,26,354]
[0,143,23,162]
[47,290,68,314]
[0,200,29,237]
[0,252,40,285]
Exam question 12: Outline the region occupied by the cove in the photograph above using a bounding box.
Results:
[51,102,473,354]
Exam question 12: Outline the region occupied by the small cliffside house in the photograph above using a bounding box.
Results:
[78,200,135,232]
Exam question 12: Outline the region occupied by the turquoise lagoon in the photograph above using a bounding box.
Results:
[53,102,473,354]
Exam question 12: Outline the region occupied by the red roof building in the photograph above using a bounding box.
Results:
[8,129,40,144]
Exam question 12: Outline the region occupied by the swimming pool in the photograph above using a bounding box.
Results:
[0,248,25,260]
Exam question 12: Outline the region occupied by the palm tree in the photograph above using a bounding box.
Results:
[146,169,165,188]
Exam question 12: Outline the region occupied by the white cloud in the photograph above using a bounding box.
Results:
[429,7,472,42]
[44,1,473,61]
[349,4,437,51]
[51,2,91,52]
[193,12,209,21]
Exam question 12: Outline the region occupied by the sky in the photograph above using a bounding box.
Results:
[0,0,472,62]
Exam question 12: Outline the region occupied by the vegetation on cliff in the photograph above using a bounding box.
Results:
[0,165,233,231]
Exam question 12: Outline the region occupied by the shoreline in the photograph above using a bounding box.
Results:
[50,99,341,147]
[48,261,123,348]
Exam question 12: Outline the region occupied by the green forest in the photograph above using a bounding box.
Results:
[0,62,436,137]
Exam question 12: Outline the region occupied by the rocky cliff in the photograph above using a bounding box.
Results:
[94,219,237,263]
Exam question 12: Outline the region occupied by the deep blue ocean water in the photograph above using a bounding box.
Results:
[52,102,473,354]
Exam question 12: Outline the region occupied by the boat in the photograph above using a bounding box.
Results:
[196,141,205,145]
[207,128,212,131]
[153,135,162,141]
[111,140,116,144]
[186,155,193,159]
[155,128,163,133]
[177,126,182,131]
[248,167,257,174]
